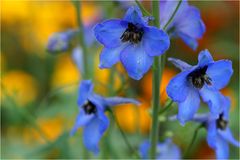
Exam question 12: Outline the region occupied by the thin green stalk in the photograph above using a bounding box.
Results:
[183,124,203,158]
[135,0,152,16]
[73,1,89,79]
[160,0,183,81]
[149,0,161,159]
[158,99,173,115]
[108,109,139,158]
[163,0,183,30]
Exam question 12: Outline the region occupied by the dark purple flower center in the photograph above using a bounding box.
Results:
[120,23,144,44]
[83,101,97,114]
[187,65,212,89]
[216,113,228,130]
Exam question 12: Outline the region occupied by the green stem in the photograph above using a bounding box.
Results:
[149,1,161,159]
[135,0,152,16]
[109,109,139,158]
[73,1,89,79]
[163,0,183,30]
[183,124,203,158]
[158,99,173,115]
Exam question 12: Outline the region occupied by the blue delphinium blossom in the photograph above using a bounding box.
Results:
[71,80,139,154]
[47,29,77,54]
[166,49,233,125]
[94,6,170,80]
[192,96,240,159]
[139,138,181,159]
[160,0,205,50]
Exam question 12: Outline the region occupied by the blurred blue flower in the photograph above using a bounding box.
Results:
[94,6,170,80]
[139,138,181,159]
[192,96,240,159]
[71,80,139,154]
[72,46,84,74]
[160,0,205,50]
[47,30,77,54]
[166,49,233,125]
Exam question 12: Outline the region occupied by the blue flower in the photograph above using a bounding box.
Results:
[94,6,170,80]
[47,30,77,54]
[166,49,233,125]
[160,0,205,50]
[139,138,181,159]
[192,96,240,159]
[71,80,139,154]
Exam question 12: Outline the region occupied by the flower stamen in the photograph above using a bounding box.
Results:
[187,66,212,89]
[83,101,97,114]
[216,113,228,130]
[120,23,144,44]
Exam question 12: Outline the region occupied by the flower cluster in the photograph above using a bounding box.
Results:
[46,0,239,159]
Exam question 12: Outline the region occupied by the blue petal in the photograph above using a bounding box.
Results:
[77,80,94,107]
[222,96,231,120]
[142,26,170,56]
[139,140,150,159]
[99,44,127,69]
[123,6,146,26]
[199,85,223,119]
[178,33,198,50]
[207,120,218,149]
[215,135,229,159]
[157,139,181,159]
[168,57,192,71]
[88,94,106,111]
[197,49,214,67]
[104,97,140,107]
[175,6,205,38]
[206,60,233,90]
[120,44,153,80]
[192,113,209,123]
[70,108,94,136]
[177,88,200,125]
[218,128,240,147]
[166,70,191,102]
[83,114,109,155]
[94,19,127,48]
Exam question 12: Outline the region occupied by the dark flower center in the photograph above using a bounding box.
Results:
[187,65,212,89]
[216,113,228,130]
[120,23,144,44]
[83,101,97,114]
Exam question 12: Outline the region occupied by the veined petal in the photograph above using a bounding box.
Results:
[206,60,233,90]
[177,88,200,125]
[199,86,223,119]
[168,57,192,71]
[99,44,128,69]
[104,97,140,107]
[70,109,94,136]
[83,115,109,155]
[142,26,170,56]
[215,135,229,159]
[166,70,191,102]
[94,19,127,48]
[207,120,218,149]
[197,49,214,67]
[77,80,94,107]
[120,44,153,80]
[218,128,240,147]
[123,6,146,26]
